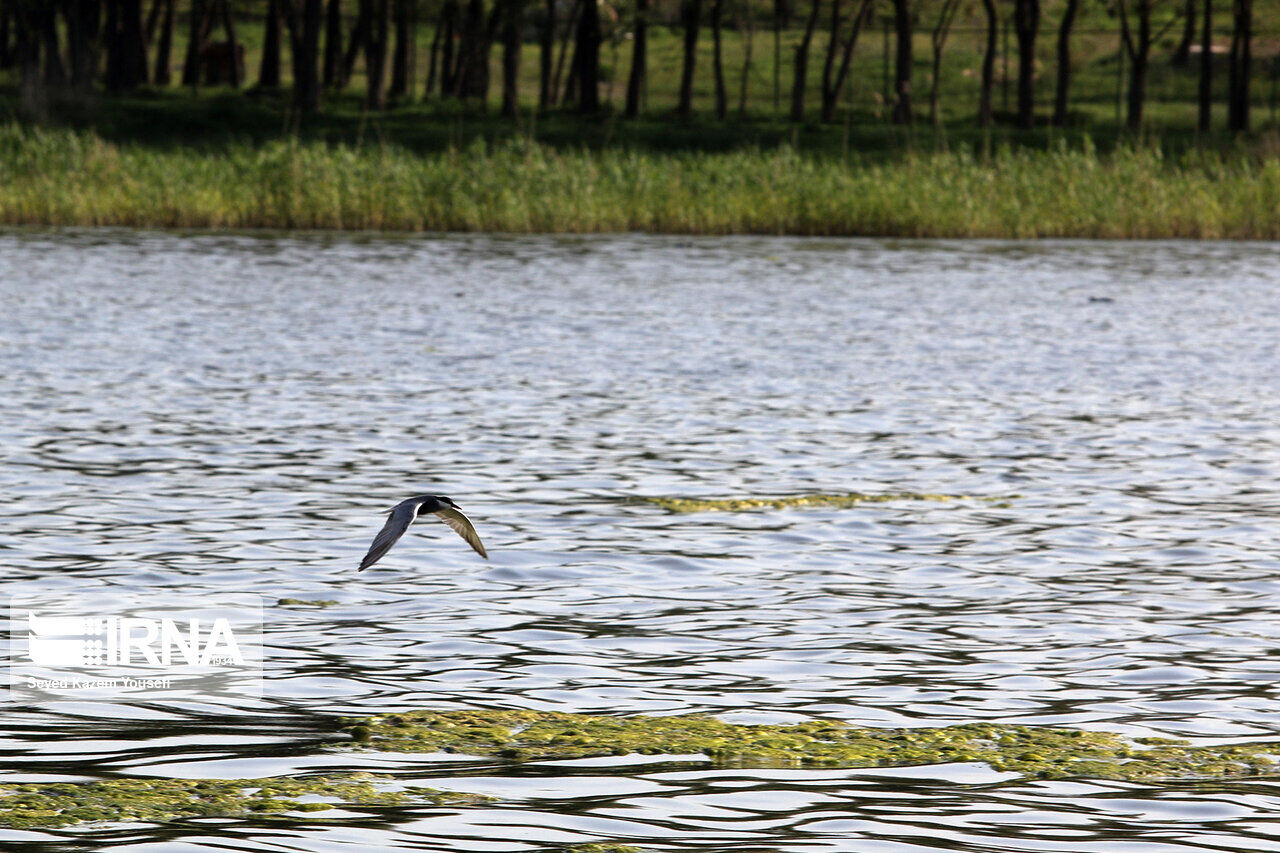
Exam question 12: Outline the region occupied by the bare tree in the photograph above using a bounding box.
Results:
[153,0,175,85]
[1116,0,1151,129]
[711,0,728,118]
[322,0,341,86]
[362,0,391,107]
[1172,0,1194,64]
[388,0,414,97]
[1226,0,1250,131]
[927,0,962,124]
[1052,0,1080,124]
[789,0,821,121]
[1013,0,1038,127]
[624,0,648,116]
[1197,0,1210,129]
[820,0,872,122]
[573,0,601,110]
[678,0,704,117]
[736,0,754,115]
[978,0,997,124]
[891,0,912,122]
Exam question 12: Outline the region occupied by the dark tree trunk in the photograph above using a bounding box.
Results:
[789,0,820,121]
[500,0,522,114]
[927,0,962,125]
[1197,0,1211,130]
[424,18,442,94]
[66,0,104,91]
[1052,0,1078,125]
[0,2,12,71]
[551,0,580,103]
[181,0,205,85]
[891,0,912,122]
[105,0,147,91]
[573,0,600,110]
[624,0,647,116]
[678,0,703,117]
[289,0,323,112]
[457,0,489,101]
[340,1,369,85]
[978,0,996,125]
[1173,0,1195,65]
[1013,0,1038,127]
[363,0,390,108]
[144,0,161,43]
[39,4,67,86]
[820,0,869,122]
[388,0,412,97]
[218,0,241,87]
[736,0,753,115]
[711,0,727,118]
[539,0,555,105]
[153,0,174,84]
[1118,0,1151,130]
[819,0,844,122]
[438,0,459,93]
[15,4,42,113]
[322,0,341,86]
[260,0,282,87]
[1227,0,1250,131]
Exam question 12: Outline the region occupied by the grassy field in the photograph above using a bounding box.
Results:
[1,122,1276,237]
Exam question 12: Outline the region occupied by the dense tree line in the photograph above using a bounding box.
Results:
[0,0,1259,130]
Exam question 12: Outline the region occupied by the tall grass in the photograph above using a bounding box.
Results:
[0,124,1276,237]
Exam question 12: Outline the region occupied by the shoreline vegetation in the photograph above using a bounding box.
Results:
[2,124,1279,238]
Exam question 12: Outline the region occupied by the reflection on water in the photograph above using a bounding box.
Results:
[3,230,1280,850]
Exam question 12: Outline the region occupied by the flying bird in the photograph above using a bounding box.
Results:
[358,495,488,571]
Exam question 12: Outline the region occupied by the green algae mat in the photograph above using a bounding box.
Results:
[341,709,1280,782]
[10,710,1279,829]
[641,492,1016,512]
[0,772,488,829]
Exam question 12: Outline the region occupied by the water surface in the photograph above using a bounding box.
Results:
[3,231,1280,851]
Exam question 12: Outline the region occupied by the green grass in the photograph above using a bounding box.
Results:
[1,122,1277,236]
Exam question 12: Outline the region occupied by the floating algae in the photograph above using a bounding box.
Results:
[277,598,340,607]
[0,772,489,829]
[340,710,1279,782]
[642,492,1016,513]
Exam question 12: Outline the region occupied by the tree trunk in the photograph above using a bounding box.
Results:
[819,0,843,122]
[1173,0,1195,65]
[388,0,412,97]
[978,0,996,125]
[363,0,390,108]
[821,0,869,122]
[144,0,161,43]
[1051,0,1078,125]
[1227,0,1250,131]
[66,0,104,92]
[153,0,174,84]
[15,5,42,114]
[340,1,369,85]
[39,5,67,86]
[789,0,820,121]
[293,0,322,112]
[1013,0,1038,127]
[260,0,282,87]
[550,0,581,104]
[105,0,147,91]
[322,0,341,86]
[737,0,753,115]
[624,0,647,116]
[891,0,911,122]
[574,0,600,110]
[1197,0,1211,130]
[218,0,241,87]
[927,0,960,125]
[678,0,703,117]
[424,18,442,94]
[457,0,489,101]
[181,0,205,86]
[1119,0,1150,130]
[0,2,12,71]
[500,0,522,114]
[711,0,727,118]
[539,0,555,106]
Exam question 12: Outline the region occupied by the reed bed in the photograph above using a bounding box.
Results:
[0,124,1275,238]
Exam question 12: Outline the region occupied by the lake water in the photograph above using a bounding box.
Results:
[4,231,1280,851]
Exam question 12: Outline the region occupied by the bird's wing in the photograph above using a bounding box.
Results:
[431,506,488,559]
[358,502,420,571]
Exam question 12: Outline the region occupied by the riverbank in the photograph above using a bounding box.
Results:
[1,124,1276,238]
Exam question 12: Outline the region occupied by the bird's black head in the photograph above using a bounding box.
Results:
[439,495,458,507]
